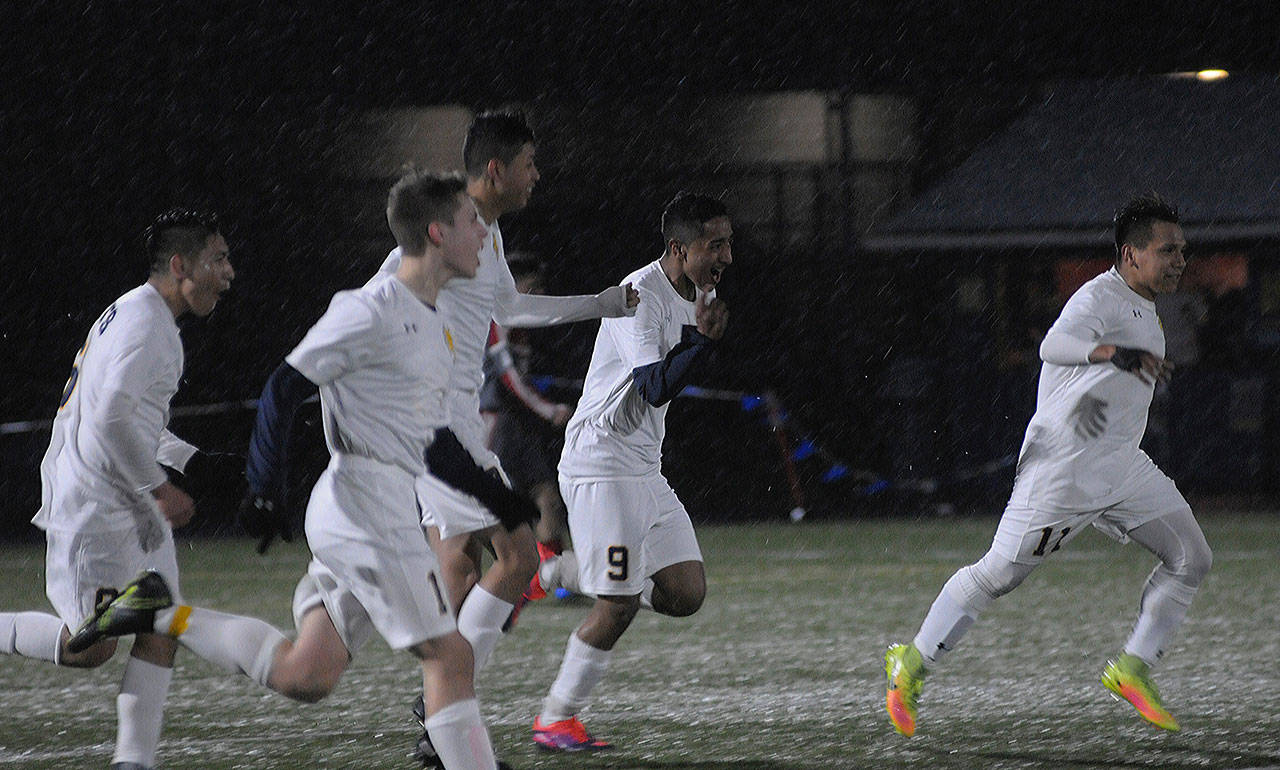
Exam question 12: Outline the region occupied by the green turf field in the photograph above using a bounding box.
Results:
[0,512,1276,769]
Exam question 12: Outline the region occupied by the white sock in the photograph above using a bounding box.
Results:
[456,586,512,678]
[543,550,581,594]
[423,698,496,770]
[540,633,612,723]
[0,611,63,663]
[913,577,978,667]
[153,605,286,687]
[113,656,172,767]
[1124,567,1198,664]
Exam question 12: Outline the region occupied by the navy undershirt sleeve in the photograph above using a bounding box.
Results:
[633,325,715,407]
[246,362,318,500]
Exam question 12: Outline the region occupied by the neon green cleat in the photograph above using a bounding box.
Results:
[1101,653,1181,731]
[884,643,926,737]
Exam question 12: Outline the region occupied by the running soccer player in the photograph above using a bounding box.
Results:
[1,209,290,769]
[374,111,638,745]
[532,192,732,751]
[883,193,1211,737]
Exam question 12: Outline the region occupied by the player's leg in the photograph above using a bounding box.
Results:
[531,479,568,548]
[112,632,177,768]
[887,505,1089,736]
[641,477,706,617]
[1097,475,1209,731]
[412,630,498,770]
[533,477,650,751]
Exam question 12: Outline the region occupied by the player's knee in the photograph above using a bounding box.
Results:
[660,588,704,618]
[965,552,1032,602]
[491,527,539,582]
[653,568,706,617]
[1181,539,1212,586]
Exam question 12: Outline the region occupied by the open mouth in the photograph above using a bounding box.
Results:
[709,266,723,283]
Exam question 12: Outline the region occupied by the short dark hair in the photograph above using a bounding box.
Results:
[661,192,729,248]
[463,110,536,178]
[386,169,468,256]
[1114,192,1180,260]
[145,209,220,276]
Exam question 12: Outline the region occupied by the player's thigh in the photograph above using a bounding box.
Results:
[45,526,182,629]
[990,504,1100,566]
[562,477,653,596]
[1096,452,1191,543]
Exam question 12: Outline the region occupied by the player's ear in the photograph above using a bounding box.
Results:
[169,253,189,280]
[668,239,686,261]
[485,157,503,185]
[427,222,444,247]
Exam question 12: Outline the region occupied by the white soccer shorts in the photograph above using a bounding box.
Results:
[45,524,181,630]
[297,455,455,652]
[993,451,1191,565]
[560,474,703,597]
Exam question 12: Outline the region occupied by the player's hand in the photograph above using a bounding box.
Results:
[237,492,293,554]
[1108,346,1173,385]
[152,481,195,528]
[598,284,639,318]
[550,403,573,427]
[696,293,729,340]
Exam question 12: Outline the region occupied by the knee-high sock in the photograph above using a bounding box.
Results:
[0,611,63,664]
[1125,564,1200,664]
[1123,509,1212,665]
[456,586,513,678]
[113,656,172,767]
[540,633,611,723]
[913,552,1034,667]
[424,698,496,770]
[913,575,977,667]
[544,550,581,594]
[152,605,285,687]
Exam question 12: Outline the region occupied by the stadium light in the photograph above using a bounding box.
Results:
[1195,69,1229,81]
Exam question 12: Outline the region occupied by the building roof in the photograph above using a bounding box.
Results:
[863,74,1280,252]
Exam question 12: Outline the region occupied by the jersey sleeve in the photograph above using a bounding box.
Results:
[285,291,379,386]
[96,325,173,493]
[1040,284,1109,365]
[156,429,198,471]
[615,285,665,368]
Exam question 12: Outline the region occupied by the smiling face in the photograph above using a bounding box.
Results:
[1122,220,1187,299]
[494,142,539,214]
[681,215,733,292]
[178,232,233,317]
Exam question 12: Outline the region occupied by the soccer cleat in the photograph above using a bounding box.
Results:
[1102,653,1181,731]
[532,716,611,752]
[884,643,927,737]
[67,571,173,653]
[526,541,561,602]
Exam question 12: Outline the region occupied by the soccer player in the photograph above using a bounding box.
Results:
[532,192,732,751]
[479,255,581,601]
[883,193,1211,737]
[374,111,637,681]
[1,209,282,769]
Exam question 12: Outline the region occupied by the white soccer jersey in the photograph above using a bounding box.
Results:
[559,260,707,479]
[1009,267,1167,512]
[286,274,453,482]
[34,284,182,533]
[376,215,617,396]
